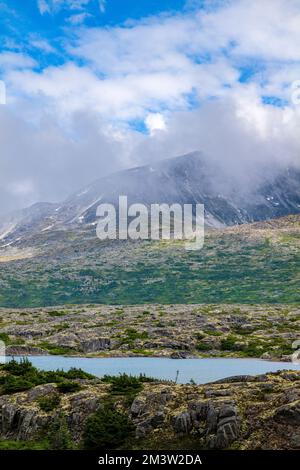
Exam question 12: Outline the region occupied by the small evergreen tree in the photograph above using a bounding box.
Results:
[82,405,134,450]
[48,412,73,450]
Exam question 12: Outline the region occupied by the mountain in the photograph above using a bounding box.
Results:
[1,151,300,248]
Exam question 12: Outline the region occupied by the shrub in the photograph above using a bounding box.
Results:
[57,381,81,394]
[120,328,149,345]
[220,336,239,351]
[38,342,76,355]
[48,412,73,450]
[195,332,205,340]
[1,375,33,394]
[0,440,48,450]
[82,405,134,450]
[102,373,154,397]
[38,394,61,412]
[0,360,95,397]
[2,358,35,376]
[48,311,66,317]
[196,342,211,352]
[63,367,94,380]
[0,333,11,345]
[203,329,222,337]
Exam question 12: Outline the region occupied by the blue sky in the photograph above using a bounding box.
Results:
[0,0,300,214]
[1,1,189,44]
[0,1,217,76]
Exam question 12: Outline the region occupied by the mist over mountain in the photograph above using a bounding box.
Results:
[0,151,300,248]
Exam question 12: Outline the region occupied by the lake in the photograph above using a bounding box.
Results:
[7,356,300,384]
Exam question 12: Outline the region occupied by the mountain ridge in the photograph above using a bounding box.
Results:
[1,151,300,248]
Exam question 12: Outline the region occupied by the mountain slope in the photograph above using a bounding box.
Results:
[0,213,299,307]
[1,151,300,248]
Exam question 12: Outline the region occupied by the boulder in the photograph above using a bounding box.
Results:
[135,412,165,438]
[206,404,219,433]
[207,404,240,449]
[26,384,57,402]
[274,401,300,425]
[172,411,192,434]
[130,398,145,417]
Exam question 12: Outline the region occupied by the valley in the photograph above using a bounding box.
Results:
[0,157,299,451]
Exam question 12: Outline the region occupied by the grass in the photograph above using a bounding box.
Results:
[37,341,77,355]
[0,440,49,450]
[220,335,293,357]
[47,311,67,317]
[120,328,149,346]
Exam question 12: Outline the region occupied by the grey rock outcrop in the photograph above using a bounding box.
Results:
[80,338,111,353]
[6,345,49,356]
[274,401,300,425]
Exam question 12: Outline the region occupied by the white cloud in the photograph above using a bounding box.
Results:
[145,113,166,134]
[1,0,300,214]
[67,12,91,24]
[37,0,50,15]
[0,52,37,70]
[99,0,106,14]
[37,0,91,15]
[30,38,55,53]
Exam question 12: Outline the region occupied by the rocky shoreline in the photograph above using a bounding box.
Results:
[4,348,296,365]
[0,363,300,450]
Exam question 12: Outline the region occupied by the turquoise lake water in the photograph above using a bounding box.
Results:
[8,356,300,384]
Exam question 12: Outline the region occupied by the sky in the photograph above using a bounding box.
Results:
[0,0,300,215]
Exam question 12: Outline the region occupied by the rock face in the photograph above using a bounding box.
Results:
[274,401,300,425]
[80,338,111,353]
[0,370,300,449]
[0,384,101,442]
[170,402,239,449]
[0,400,50,440]
[6,346,49,356]
[213,405,240,449]
[128,370,300,450]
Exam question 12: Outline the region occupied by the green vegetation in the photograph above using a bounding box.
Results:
[82,405,134,450]
[0,440,49,450]
[0,359,93,395]
[220,335,293,357]
[57,381,81,394]
[38,341,77,355]
[203,329,222,336]
[196,342,212,352]
[0,333,10,344]
[48,412,73,450]
[0,230,299,307]
[38,394,61,412]
[120,328,149,346]
[0,332,24,346]
[47,311,67,317]
[102,373,155,403]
